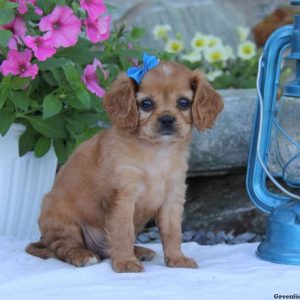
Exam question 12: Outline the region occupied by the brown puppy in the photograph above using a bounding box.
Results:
[26,61,223,273]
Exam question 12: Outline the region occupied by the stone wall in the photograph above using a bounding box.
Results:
[109,0,288,49]
[188,89,257,176]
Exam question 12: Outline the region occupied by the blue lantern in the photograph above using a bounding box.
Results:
[247,0,300,264]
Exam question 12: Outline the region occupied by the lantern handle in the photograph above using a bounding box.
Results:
[256,55,300,200]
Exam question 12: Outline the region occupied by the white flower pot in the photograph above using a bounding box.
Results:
[0,124,57,240]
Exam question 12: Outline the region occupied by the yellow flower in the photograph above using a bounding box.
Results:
[207,70,223,81]
[237,26,250,42]
[153,24,172,40]
[191,33,209,51]
[237,41,256,60]
[181,51,202,63]
[204,46,228,63]
[207,36,222,48]
[165,39,184,54]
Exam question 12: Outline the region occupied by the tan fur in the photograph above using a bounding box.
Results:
[26,61,223,272]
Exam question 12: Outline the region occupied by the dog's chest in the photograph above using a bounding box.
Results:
[134,149,181,212]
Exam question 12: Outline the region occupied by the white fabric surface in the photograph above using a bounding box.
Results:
[0,236,299,300]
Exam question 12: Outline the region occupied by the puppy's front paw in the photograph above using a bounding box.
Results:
[112,258,145,273]
[165,255,198,269]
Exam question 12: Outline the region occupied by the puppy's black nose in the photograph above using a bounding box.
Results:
[158,115,176,135]
[159,115,176,127]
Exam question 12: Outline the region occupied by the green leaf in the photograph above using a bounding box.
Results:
[0,29,12,47]
[0,75,11,109]
[25,116,67,138]
[130,26,145,39]
[64,111,100,135]
[63,63,80,85]
[34,136,51,157]
[66,141,75,157]
[42,94,63,119]
[96,67,106,87]
[10,91,30,111]
[29,99,40,109]
[18,130,37,156]
[35,0,55,14]
[10,77,31,90]
[0,9,15,26]
[90,93,103,111]
[55,38,94,64]
[68,112,99,126]
[76,85,91,108]
[42,71,58,87]
[22,5,42,22]
[0,107,14,136]
[50,68,65,85]
[2,2,18,9]
[66,95,86,109]
[36,58,69,70]
[106,64,119,84]
[53,139,68,163]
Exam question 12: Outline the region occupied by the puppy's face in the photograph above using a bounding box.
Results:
[103,61,223,143]
[136,63,195,143]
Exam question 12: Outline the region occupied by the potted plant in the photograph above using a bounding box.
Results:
[0,0,144,239]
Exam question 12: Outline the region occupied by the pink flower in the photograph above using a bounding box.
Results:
[24,36,56,61]
[0,49,38,79]
[82,58,107,97]
[84,14,111,44]
[34,7,43,15]
[0,16,27,49]
[11,0,36,15]
[39,6,81,48]
[80,0,106,21]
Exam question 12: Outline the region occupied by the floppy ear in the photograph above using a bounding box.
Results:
[103,73,139,133]
[191,71,224,131]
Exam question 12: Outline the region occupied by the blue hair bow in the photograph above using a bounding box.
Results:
[127,53,160,84]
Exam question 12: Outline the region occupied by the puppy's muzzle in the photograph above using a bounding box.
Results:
[158,114,176,135]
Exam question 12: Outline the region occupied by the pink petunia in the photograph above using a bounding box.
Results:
[34,7,43,15]
[0,16,27,49]
[24,36,56,61]
[84,14,111,44]
[0,49,38,79]
[11,0,36,15]
[80,0,106,21]
[39,6,81,48]
[82,58,108,97]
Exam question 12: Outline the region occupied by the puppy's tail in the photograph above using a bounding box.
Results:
[26,240,54,259]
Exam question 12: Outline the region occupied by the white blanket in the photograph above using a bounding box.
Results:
[0,236,299,300]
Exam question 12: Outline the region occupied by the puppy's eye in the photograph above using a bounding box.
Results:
[177,97,191,110]
[140,98,154,112]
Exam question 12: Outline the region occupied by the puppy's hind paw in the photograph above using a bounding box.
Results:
[165,255,198,269]
[112,258,145,273]
[66,249,100,267]
[134,246,156,261]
